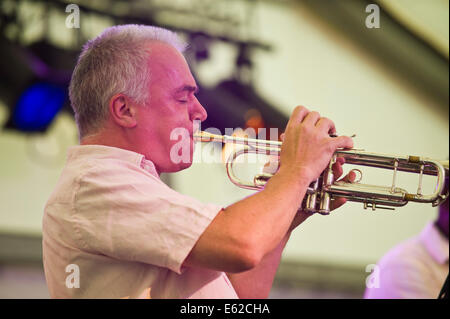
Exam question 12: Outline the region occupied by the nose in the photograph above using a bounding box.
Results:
[190,97,207,122]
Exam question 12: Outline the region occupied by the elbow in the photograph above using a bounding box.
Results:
[235,251,261,273]
[227,238,263,273]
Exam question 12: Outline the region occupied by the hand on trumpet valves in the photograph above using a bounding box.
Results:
[278,106,354,185]
[262,155,357,183]
[286,160,357,231]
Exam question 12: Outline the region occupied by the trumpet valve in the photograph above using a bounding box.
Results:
[318,155,337,215]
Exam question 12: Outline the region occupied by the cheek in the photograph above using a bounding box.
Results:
[138,103,191,141]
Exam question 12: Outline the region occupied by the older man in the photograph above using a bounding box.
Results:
[42,24,353,298]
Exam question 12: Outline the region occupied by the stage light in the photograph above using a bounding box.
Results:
[8,82,66,132]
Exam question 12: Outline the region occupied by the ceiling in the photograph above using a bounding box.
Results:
[378,0,449,59]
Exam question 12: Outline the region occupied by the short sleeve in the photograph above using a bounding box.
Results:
[71,160,222,274]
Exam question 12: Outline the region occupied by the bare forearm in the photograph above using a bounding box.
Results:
[222,169,310,261]
[227,232,291,299]
[184,169,311,273]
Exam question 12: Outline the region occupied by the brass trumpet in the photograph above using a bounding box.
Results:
[194,131,449,215]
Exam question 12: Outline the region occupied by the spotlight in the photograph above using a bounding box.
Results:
[5,82,67,133]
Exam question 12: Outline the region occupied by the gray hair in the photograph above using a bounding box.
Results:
[69,24,187,138]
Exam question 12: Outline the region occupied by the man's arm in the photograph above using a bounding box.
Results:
[226,231,292,299]
[226,177,352,299]
[183,106,354,274]
[183,167,310,273]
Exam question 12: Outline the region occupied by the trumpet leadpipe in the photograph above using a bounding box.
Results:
[193,131,281,149]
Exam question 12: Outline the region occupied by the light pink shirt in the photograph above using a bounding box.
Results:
[42,145,238,299]
[364,222,449,299]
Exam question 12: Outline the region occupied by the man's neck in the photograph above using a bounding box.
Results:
[80,130,163,176]
[80,130,129,150]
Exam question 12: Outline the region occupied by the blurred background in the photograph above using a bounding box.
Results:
[0,0,448,298]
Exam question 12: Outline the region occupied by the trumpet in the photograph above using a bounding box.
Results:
[194,131,449,215]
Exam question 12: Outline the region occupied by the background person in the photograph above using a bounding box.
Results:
[365,176,449,299]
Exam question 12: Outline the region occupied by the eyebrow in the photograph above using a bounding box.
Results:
[175,85,199,94]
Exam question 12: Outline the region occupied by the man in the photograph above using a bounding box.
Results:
[42,24,354,298]
[364,177,449,299]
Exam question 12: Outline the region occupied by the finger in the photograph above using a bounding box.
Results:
[332,159,344,180]
[280,133,285,142]
[286,106,309,130]
[332,135,354,150]
[336,157,345,165]
[302,111,321,126]
[339,170,357,183]
[316,117,336,135]
[330,197,347,211]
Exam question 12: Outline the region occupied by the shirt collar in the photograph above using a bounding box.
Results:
[67,145,159,178]
[140,157,159,178]
[419,221,449,264]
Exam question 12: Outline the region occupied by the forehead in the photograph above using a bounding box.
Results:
[147,42,195,88]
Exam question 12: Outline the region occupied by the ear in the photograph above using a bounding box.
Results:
[109,94,137,128]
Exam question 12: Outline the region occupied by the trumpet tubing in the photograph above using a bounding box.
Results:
[193,131,449,215]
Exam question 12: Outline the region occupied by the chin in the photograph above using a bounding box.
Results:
[178,161,193,171]
[161,160,193,173]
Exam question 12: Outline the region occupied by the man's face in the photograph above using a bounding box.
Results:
[133,42,207,173]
